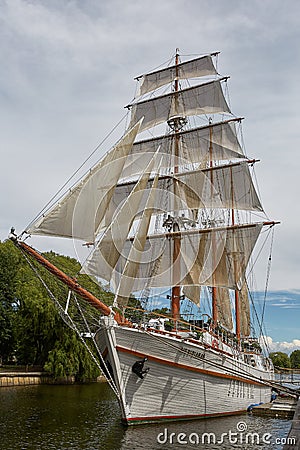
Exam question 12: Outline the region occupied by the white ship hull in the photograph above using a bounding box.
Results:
[97,319,272,425]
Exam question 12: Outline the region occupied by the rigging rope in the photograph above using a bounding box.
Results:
[19,248,120,398]
[258,226,275,339]
[25,111,129,231]
[247,286,270,356]
[72,293,120,396]
[246,226,275,356]
[144,329,295,395]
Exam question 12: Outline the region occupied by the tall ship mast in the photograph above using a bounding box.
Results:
[12,50,279,425]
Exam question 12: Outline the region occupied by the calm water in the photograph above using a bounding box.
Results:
[0,383,292,450]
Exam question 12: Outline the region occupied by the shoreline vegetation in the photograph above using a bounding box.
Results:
[269,351,300,371]
[0,239,116,382]
[0,239,142,382]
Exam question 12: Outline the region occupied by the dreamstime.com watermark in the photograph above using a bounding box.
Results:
[156,421,297,446]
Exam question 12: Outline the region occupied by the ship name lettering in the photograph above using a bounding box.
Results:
[182,349,205,359]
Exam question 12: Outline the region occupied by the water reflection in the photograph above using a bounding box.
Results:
[0,383,291,450]
[120,415,291,450]
[0,383,125,450]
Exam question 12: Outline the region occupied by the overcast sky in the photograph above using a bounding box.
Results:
[0,0,299,349]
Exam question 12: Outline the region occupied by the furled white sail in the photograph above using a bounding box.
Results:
[81,153,158,281]
[137,54,218,96]
[128,80,231,133]
[27,120,143,242]
[121,120,245,179]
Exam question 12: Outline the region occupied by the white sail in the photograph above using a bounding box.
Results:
[121,120,245,179]
[81,152,158,281]
[27,120,143,242]
[114,170,160,306]
[216,287,233,331]
[137,54,218,96]
[103,162,262,227]
[182,285,201,306]
[207,224,263,290]
[239,283,251,337]
[182,232,208,306]
[107,224,263,293]
[202,162,263,212]
[128,80,231,133]
[104,168,215,226]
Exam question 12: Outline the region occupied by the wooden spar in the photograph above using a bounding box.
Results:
[171,48,181,322]
[115,159,260,191]
[15,240,130,326]
[125,76,230,109]
[127,221,280,242]
[131,117,244,148]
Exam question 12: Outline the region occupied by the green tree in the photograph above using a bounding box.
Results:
[151,307,171,316]
[44,329,99,381]
[269,351,291,368]
[0,241,20,363]
[0,241,111,379]
[290,350,300,369]
[14,250,103,378]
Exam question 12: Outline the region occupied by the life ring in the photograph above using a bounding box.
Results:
[212,339,219,349]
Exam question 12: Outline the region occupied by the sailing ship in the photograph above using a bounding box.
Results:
[11,50,279,425]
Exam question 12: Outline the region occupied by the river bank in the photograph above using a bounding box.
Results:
[0,366,105,387]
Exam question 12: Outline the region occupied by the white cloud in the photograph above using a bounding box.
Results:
[254,291,300,308]
[261,336,300,355]
[271,305,300,309]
